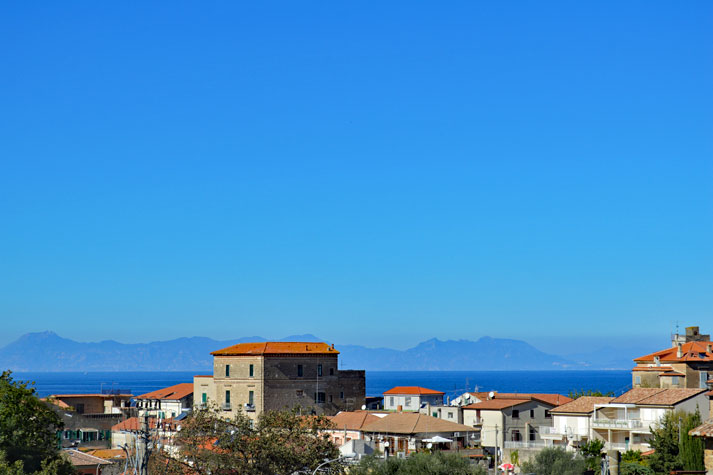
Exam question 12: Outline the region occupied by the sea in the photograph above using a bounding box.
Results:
[14,370,632,399]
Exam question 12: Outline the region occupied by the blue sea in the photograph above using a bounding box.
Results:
[14,370,632,399]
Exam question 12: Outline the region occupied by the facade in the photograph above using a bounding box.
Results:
[194,341,365,421]
[543,396,614,449]
[593,388,709,452]
[632,326,713,389]
[46,393,132,416]
[135,382,193,419]
[462,393,572,451]
[419,404,463,424]
[383,386,444,412]
[360,412,480,456]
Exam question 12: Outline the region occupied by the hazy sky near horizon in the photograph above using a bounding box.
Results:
[1,1,712,351]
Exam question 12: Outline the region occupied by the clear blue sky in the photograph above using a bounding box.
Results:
[1,1,711,352]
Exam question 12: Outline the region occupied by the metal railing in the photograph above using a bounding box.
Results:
[592,419,643,429]
[504,440,549,449]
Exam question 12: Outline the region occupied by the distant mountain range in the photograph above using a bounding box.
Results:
[0,331,641,372]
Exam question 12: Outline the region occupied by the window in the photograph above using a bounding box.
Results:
[330,368,334,376]
[225,365,230,377]
[315,392,326,403]
[529,427,536,441]
[511,430,521,441]
[672,376,679,385]
[249,364,254,377]
[202,393,207,403]
[225,390,231,404]
[340,391,344,399]
[329,395,333,403]
[512,410,519,419]
[248,391,254,405]
[296,389,304,397]
[545,410,551,419]
[405,397,412,407]
[318,364,323,377]
[448,412,453,419]
[298,365,303,377]
[389,397,394,407]
[530,409,535,418]
[700,371,708,389]
[635,375,641,385]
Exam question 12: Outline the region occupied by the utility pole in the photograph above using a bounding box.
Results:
[494,424,499,472]
[137,411,150,475]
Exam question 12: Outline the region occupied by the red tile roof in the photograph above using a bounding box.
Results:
[634,341,713,364]
[112,417,178,432]
[383,386,445,396]
[328,411,382,431]
[632,366,674,372]
[612,388,707,406]
[690,421,713,438]
[64,449,112,467]
[494,393,572,406]
[211,342,339,356]
[551,397,614,414]
[361,412,478,435]
[136,383,193,401]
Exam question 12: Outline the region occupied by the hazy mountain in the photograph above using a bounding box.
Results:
[0,331,635,372]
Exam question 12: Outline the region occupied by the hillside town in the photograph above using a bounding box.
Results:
[12,326,712,474]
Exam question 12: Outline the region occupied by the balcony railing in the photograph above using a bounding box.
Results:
[471,418,484,426]
[592,419,643,430]
[539,426,562,435]
[221,403,232,411]
[504,440,550,449]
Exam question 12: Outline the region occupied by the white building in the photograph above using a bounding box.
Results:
[135,382,193,419]
[543,396,614,449]
[383,386,444,412]
[592,388,709,452]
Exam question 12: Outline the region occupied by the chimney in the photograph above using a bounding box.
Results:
[707,344,712,354]
[331,343,335,350]
[654,356,660,366]
[677,343,683,358]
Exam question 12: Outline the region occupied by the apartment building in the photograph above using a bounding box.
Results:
[383,386,445,412]
[632,326,713,389]
[193,341,365,421]
[135,382,193,419]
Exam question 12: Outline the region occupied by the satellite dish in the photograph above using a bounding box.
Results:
[488,391,495,399]
[361,405,367,410]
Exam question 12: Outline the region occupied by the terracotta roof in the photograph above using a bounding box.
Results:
[689,420,713,438]
[82,449,126,460]
[211,342,339,356]
[634,341,713,364]
[64,449,112,467]
[495,393,572,406]
[612,388,706,406]
[42,397,71,409]
[632,366,674,372]
[551,396,615,414]
[112,417,178,432]
[659,371,685,377]
[328,411,382,431]
[194,375,213,378]
[462,399,531,410]
[383,386,445,396]
[136,383,193,401]
[361,412,477,435]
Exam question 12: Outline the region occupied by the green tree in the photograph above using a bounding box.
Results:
[620,463,654,475]
[647,409,704,474]
[350,452,486,475]
[161,405,340,474]
[568,389,615,399]
[0,371,75,474]
[520,447,587,475]
[579,438,605,473]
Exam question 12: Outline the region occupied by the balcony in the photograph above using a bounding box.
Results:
[221,403,232,411]
[592,419,643,430]
[539,426,564,439]
[504,440,550,449]
[470,418,484,426]
[244,403,256,412]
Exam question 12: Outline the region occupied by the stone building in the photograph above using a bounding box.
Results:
[632,326,713,389]
[193,341,365,421]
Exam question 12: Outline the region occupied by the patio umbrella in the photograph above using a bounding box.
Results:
[422,435,453,443]
[498,462,515,471]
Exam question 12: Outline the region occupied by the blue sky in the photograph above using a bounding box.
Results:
[1,1,711,352]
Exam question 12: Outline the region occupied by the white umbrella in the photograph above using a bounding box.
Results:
[422,435,453,443]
